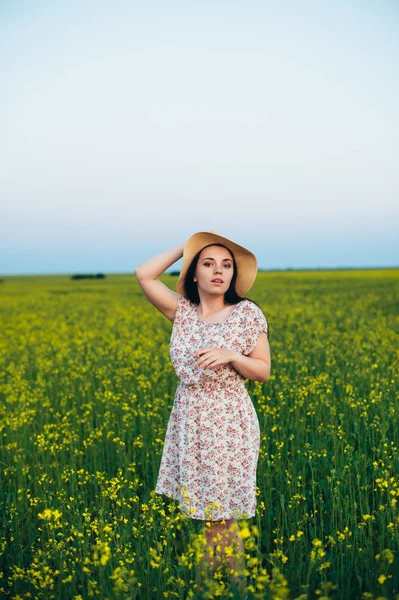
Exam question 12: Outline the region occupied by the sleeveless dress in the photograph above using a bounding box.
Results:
[154,294,268,521]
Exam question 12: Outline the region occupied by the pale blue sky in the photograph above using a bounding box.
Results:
[1,0,398,274]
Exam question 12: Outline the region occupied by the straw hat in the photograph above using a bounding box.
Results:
[176,231,258,297]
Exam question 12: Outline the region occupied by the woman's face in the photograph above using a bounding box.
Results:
[194,245,234,295]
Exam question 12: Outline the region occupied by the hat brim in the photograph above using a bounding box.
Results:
[176,231,258,297]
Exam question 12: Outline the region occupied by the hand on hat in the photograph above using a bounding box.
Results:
[193,347,237,369]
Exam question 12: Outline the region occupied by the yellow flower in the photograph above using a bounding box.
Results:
[238,527,251,540]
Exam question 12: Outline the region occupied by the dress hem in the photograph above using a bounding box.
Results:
[154,488,255,521]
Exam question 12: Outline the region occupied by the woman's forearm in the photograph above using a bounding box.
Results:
[134,244,185,280]
[229,351,270,383]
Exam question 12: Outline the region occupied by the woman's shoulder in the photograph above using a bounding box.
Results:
[239,298,263,314]
[239,299,268,327]
[238,300,269,348]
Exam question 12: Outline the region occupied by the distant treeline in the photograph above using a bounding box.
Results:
[166,267,398,275]
[71,274,106,280]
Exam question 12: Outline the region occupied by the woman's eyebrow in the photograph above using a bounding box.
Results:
[202,257,232,262]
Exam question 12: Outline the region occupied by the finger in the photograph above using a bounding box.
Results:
[195,358,209,367]
[206,360,220,367]
[207,361,220,368]
[193,348,213,356]
[199,358,219,368]
[195,351,214,363]
[196,358,212,367]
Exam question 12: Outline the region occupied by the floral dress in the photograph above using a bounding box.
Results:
[154,294,268,521]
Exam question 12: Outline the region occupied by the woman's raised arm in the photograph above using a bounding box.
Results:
[134,243,185,323]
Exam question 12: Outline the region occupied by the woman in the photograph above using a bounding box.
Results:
[135,231,271,595]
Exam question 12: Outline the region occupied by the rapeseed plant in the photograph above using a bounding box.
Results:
[1,270,398,598]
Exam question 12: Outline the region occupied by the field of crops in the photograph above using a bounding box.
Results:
[0,269,398,599]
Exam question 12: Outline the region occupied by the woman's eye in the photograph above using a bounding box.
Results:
[203,262,231,268]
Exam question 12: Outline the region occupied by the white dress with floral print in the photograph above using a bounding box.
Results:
[154,294,268,520]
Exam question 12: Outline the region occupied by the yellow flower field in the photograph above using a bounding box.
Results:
[0,270,398,599]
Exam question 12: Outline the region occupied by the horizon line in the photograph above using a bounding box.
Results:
[1,265,398,278]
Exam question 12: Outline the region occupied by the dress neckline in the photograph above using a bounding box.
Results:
[194,300,243,326]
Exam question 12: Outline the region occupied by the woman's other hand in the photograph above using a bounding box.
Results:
[193,347,237,368]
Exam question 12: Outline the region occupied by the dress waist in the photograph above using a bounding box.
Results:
[178,377,246,393]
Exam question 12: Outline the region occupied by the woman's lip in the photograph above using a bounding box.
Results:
[211,281,223,284]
